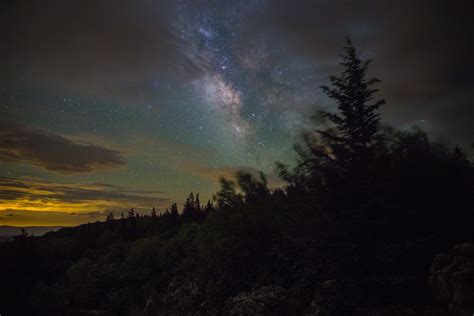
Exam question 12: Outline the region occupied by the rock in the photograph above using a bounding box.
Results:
[144,287,159,314]
[446,303,472,316]
[149,278,211,315]
[225,286,290,316]
[423,305,448,315]
[428,243,474,314]
[321,280,337,290]
[453,243,474,258]
[309,279,360,315]
[450,271,474,307]
[167,281,206,314]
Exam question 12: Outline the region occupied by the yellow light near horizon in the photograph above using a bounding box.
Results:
[0,210,103,227]
[0,198,123,213]
[0,178,168,226]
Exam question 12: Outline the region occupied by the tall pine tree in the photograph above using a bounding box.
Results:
[278,38,385,193]
[319,37,384,157]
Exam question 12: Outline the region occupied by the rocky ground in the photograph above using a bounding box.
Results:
[139,243,474,315]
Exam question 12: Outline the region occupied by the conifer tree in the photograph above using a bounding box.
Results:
[169,202,180,225]
[278,38,385,192]
[106,212,115,222]
[182,192,200,223]
[195,193,201,212]
[236,171,269,203]
[215,178,242,208]
[170,203,178,216]
[319,37,384,156]
[204,199,213,211]
[127,207,135,219]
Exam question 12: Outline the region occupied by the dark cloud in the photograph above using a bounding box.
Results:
[251,1,473,87]
[1,0,200,102]
[2,0,471,143]
[90,183,164,195]
[0,177,29,189]
[0,190,28,200]
[0,121,125,172]
[32,184,166,205]
[244,0,474,144]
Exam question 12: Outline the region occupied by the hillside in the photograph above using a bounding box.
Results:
[0,180,472,315]
[0,225,62,237]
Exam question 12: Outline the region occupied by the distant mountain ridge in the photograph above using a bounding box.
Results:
[0,225,62,237]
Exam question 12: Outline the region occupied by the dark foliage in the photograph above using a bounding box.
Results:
[0,40,472,315]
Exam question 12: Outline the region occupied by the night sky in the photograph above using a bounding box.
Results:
[1,0,473,226]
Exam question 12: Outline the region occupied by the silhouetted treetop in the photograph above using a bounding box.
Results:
[278,38,386,193]
[236,171,270,203]
[319,37,385,154]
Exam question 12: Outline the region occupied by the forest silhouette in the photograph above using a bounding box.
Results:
[1,39,473,315]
